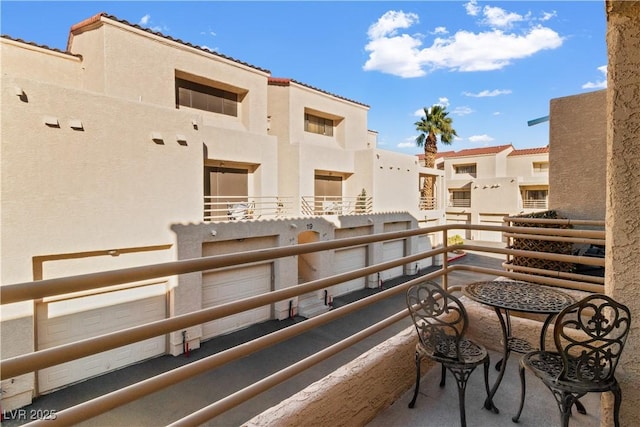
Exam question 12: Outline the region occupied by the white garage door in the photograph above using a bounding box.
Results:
[37,291,166,393]
[382,240,405,280]
[202,263,272,340]
[333,246,367,297]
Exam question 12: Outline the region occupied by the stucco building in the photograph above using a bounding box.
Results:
[1,13,443,404]
[429,144,550,241]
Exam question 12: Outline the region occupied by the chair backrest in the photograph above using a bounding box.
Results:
[554,293,631,384]
[406,282,468,361]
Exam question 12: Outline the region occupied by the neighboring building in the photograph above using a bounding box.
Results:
[548,90,607,221]
[432,144,550,241]
[1,13,443,405]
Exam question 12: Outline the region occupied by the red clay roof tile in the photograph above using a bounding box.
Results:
[268,77,369,108]
[68,13,270,74]
[508,146,550,156]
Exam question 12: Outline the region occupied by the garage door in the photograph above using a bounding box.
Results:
[382,240,405,280]
[37,290,166,393]
[202,263,272,339]
[333,246,367,297]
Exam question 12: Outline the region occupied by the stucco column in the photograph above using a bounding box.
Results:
[605,2,640,425]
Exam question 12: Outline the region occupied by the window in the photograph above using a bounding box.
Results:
[525,189,548,200]
[450,190,471,207]
[305,113,334,136]
[533,161,549,173]
[523,189,548,209]
[454,164,477,175]
[176,78,238,116]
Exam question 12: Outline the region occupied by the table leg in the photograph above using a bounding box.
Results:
[484,307,509,414]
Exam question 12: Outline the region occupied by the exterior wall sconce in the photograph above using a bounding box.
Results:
[290,223,298,229]
[210,229,217,237]
[191,118,198,130]
[15,86,28,101]
[69,119,84,131]
[151,132,164,144]
[43,116,60,127]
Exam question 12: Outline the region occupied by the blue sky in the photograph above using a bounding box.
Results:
[1,1,607,155]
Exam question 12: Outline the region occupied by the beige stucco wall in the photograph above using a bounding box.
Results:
[549,90,607,221]
[444,149,549,240]
[69,19,271,135]
[605,2,640,426]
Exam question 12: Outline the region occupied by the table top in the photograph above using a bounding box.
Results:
[463,280,576,314]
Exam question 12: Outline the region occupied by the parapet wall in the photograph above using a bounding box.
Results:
[243,296,576,426]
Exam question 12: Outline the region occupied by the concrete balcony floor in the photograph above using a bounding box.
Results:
[368,349,601,427]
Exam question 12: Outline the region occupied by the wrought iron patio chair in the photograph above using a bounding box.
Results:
[406,282,492,427]
[512,293,631,426]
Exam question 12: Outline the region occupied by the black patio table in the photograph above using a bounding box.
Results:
[462,280,576,413]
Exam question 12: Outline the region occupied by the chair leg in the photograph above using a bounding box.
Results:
[553,390,574,427]
[456,376,469,427]
[408,352,421,408]
[574,399,587,415]
[440,363,446,387]
[511,363,526,422]
[446,365,476,427]
[612,383,622,427]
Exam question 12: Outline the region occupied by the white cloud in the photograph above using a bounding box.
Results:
[367,10,419,39]
[493,111,501,115]
[364,9,563,78]
[201,45,218,52]
[463,89,512,97]
[432,26,448,35]
[464,0,480,17]
[397,139,417,148]
[413,99,450,117]
[468,134,494,143]
[582,65,608,89]
[481,5,524,29]
[452,106,474,116]
[540,11,557,22]
[139,14,151,26]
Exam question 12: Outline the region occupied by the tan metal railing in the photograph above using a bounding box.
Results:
[0,222,606,426]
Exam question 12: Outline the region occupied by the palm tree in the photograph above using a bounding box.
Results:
[415,104,457,167]
[414,105,457,205]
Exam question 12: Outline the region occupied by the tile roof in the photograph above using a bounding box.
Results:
[508,146,550,156]
[415,144,549,160]
[68,13,270,74]
[452,144,514,157]
[268,77,369,108]
[0,34,81,58]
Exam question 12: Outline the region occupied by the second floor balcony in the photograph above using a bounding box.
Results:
[2,220,616,426]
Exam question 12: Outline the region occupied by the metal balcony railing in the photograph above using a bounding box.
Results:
[300,195,373,216]
[418,196,437,210]
[522,199,548,209]
[449,198,471,208]
[203,196,295,221]
[0,223,607,426]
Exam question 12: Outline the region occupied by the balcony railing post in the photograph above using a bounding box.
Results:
[442,228,448,290]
